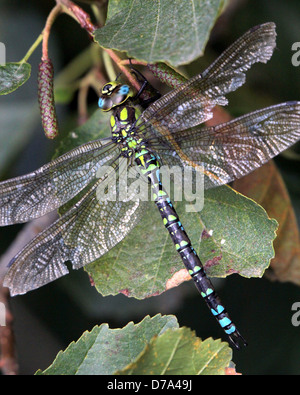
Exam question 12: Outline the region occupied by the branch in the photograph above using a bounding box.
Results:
[57,0,97,35]
[42,5,62,60]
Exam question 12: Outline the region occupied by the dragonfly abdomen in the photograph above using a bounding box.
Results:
[135,148,246,349]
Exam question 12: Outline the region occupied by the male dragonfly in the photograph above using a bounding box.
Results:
[1,23,299,348]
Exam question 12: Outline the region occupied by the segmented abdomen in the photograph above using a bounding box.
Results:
[135,148,245,348]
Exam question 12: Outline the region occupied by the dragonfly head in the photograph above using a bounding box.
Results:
[98,81,133,111]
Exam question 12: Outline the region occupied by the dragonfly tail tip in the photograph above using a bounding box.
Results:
[228,329,248,350]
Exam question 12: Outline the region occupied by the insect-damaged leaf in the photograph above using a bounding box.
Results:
[87,184,277,299]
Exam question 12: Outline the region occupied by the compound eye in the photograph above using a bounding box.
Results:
[112,93,127,105]
[112,85,131,105]
[118,85,130,95]
[98,97,113,111]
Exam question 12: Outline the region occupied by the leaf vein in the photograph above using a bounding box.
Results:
[149,0,161,60]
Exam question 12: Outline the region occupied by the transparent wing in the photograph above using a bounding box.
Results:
[0,139,117,225]
[139,22,276,136]
[3,161,149,296]
[152,102,300,188]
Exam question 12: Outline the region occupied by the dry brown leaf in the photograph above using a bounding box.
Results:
[208,107,300,285]
[233,161,300,285]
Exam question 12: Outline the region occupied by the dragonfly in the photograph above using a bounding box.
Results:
[1,22,300,349]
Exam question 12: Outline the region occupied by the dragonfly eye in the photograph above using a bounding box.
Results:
[119,85,130,95]
[112,85,132,105]
[99,82,132,111]
[98,97,113,111]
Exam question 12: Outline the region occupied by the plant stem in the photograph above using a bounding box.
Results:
[104,49,141,92]
[57,0,97,35]
[91,3,105,27]
[19,32,44,64]
[42,4,62,60]
[102,50,116,82]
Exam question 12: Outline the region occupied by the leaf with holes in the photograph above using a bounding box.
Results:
[49,105,278,300]
[87,184,278,299]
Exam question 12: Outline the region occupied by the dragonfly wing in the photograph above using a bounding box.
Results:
[0,139,117,225]
[139,23,276,134]
[154,102,300,188]
[3,161,149,295]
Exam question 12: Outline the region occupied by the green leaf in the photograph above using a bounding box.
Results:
[95,0,225,66]
[36,314,179,375]
[87,185,278,299]
[52,108,278,299]
[54,84,76,104]
[53,108,111,158]
[0,102,38,175]
[0,62,31,95]
[117,328,232,375]
[36,315,232,375]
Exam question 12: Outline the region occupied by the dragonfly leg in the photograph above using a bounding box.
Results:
[129,63,161,107]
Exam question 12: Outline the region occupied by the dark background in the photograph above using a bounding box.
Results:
[0,0,300,374]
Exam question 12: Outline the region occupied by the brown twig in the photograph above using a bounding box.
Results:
[57,1,141,93]
[57,0,97,35]
[42,4,62,61]
[104,49,142,92]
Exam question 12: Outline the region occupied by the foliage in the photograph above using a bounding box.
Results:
[0,62,31,95]
[36,314,233,375]
[1,0,300,375]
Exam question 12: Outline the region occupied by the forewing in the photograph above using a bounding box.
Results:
[154,102,300,188]
[0,139,117,225]
[139,23,276,136]
[3,161,149,295]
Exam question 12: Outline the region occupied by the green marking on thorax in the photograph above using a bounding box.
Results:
[120,107,128,121]
[110,115,116,127]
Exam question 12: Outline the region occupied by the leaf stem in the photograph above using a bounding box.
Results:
[19,32,44,64]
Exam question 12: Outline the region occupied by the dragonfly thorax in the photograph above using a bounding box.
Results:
[110,105,146,158]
